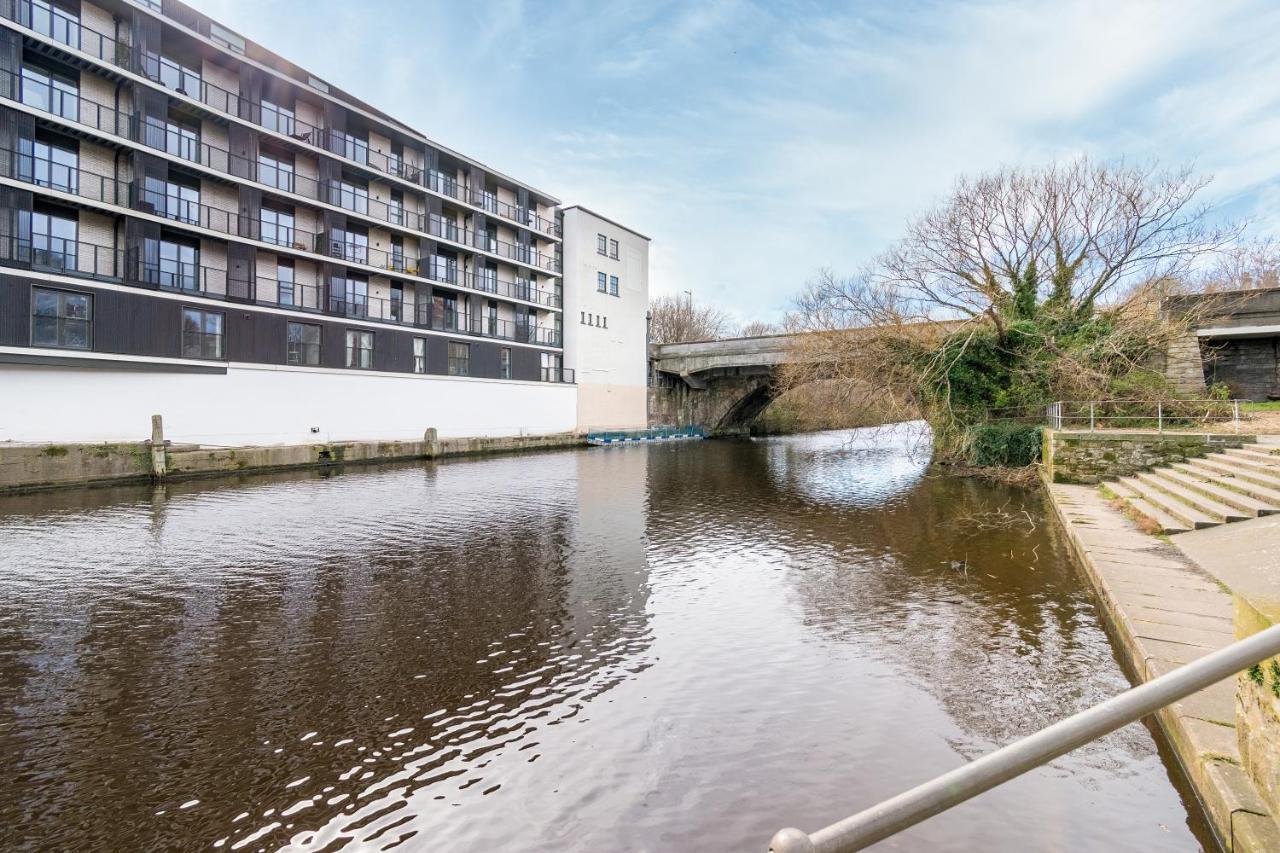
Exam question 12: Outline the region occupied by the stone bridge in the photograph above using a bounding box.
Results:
[647,334,804,434]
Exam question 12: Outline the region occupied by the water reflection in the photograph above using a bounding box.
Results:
[0,430,1210,851]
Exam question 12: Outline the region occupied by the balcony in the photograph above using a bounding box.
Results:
[1,0,563,239]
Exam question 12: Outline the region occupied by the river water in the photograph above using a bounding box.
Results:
[0,426,1212,852]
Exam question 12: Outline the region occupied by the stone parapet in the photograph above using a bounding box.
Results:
[1043,429,1253,484]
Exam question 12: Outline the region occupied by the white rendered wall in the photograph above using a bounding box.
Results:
[0,361,577,446]
[562,208,650,431]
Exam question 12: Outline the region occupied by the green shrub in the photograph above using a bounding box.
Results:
[966,423,1042,467]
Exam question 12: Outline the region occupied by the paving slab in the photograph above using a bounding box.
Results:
[1047,482,1280,851]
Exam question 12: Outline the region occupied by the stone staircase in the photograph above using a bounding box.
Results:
[1111,440,1280,534]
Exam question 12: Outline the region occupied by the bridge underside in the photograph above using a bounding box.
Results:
[648,366,780,435]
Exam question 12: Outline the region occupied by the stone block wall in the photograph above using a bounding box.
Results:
[1237,596,1280,818]
[1043,430,1251,484]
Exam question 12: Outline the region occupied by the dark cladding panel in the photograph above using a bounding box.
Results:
[0,275,32,346]
[470,340,499,379]
[0,29,21,100]
[227,308,287,364]
[94,289,182,358]
[511,346,541,382]
[228,123,258,180]
[372,329,412,374]
[426,335,448,375]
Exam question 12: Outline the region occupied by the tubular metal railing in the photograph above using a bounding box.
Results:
[1046,399,1242,433]
[769,623,1280,853]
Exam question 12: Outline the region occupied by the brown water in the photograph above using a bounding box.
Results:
[0,426,1213,852]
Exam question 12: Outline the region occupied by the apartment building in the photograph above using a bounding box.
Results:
[0,0,596,445]
[561,206,649,431]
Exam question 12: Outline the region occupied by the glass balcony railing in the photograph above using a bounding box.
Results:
[1,0,563,240]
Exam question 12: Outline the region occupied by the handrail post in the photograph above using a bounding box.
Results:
[1089,402,1095,432]
[1157,401,1163,434]
[1234,399,1240,434]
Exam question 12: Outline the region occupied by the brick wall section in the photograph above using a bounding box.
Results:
[1043,429,1251,484]
[78,139,120,204]
[78,71,122,132]
[80,2,116,43]
[77,210,116,273]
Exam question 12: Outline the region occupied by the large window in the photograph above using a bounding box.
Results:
[609,275,619,297]
[142,175,199,225]
[541,352,563,382]
[448,342,470,376]
[31,287,91,350]
[20,63,78,121]
[260,99,295,137]
[499,347,511,380]
[258,151,294,192]
[332,129,368,164]
[28,0,81,49]
[389,190,405,227]
[596,234,607,255]
[331,274,368,317]
[433,292,459,331]
[485,300,498,336]
[276,260,295,306]
[329,179,369,216]
[31,208,77,271]
[18,137,78,194]
[413,337,426,373]
[260,204,295,248]
[143,116,199,163]
[147,53,201,97]
[345,330,372,369]
[150,237,199,291]
[609,239,619,260]
[597,271,607,293]
[329,225,367,264]
[181,308,224,359]
[287,322,320,365]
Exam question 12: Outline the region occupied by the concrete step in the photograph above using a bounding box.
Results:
[1170,462,1280,509]
[1115,476,1221,531]
[1220,446,1280,468]
[1149,467,1280,517]
[1134,471,1252,523]
[1196,454,1280,491]
[1120,494,1195,535]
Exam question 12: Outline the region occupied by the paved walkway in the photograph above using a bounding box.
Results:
[1048,483,1280,851]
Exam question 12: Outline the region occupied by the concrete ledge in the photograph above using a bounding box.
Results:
[0,433,588,493]
[1046,480,1280,851]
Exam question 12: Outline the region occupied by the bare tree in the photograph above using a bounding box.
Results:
[648,294,731,343]
[1198,237,1280,291]
[873,157,1239,338]
[737,320,777,337]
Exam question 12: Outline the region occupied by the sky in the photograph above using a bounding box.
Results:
[187,0,1280,326]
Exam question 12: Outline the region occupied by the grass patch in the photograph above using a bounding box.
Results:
[1242,401,1280,412]
[1100,486,1163,536]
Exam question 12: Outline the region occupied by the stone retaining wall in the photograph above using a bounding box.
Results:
[1043,429,1253,484]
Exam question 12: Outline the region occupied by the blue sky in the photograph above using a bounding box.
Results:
[188,0,1280,325]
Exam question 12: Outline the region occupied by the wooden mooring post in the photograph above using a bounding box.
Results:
[148,414,168,480]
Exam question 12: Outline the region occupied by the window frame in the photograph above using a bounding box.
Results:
[344,329,373,369]
[499,347,511,380]
[447,341,470,376]
[180,306,225,360]
[609,238,619,260]
[597,271,607,293]
[30,285,92,351]
[609,275,619,297]
[596,233,607,255]
[286,321,321,366]
[413,337,427,373]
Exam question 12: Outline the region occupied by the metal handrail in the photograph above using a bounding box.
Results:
[769,623,1280,853]
[1046,399,1242,433]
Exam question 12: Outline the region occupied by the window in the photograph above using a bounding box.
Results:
[258,151,294,192]
[142,175,199,225]
[308,75,330,94]
[21,63,78,122]
[143,116,199,163]
[609,239,619,260]
[389,189,405,227]
[479,265,497,293]
[29,0,80,50]
[596,234,607,255]
[18,137,78,194]
[345,330,372,369]
[287,322,320,365]
[331,273,368,317]
[428,254,457,283]
[429,213,458,242]
[413,337,426,373]
[540,352,563,382]
[391,283,404,321]
[481,190,498,214]
[332,129,368,164]
[485,300,498,336]
[330,179,369,215]
[390,236,405,272]
[609,275,619,297]
[448,341,470,376]
[499,347,511,380]
[31,208,77,271]
[210,23,246,54]
[597,271,607,293]
[260,99,295,137]
[276,260,295,306]
[260,203,295,247]
[148,236,199,291]
[433,292,459,331]
[148,53,201,98]
[181,308,224,359]
[31,287,91,350]
[329,225,368,264]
